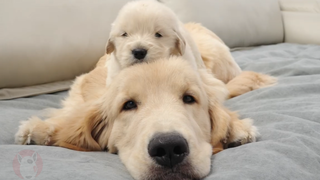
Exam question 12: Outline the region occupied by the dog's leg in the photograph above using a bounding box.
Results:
[227,117,259,148]
[226,71,277,98]
[210,108,259,152]
[15,117,56,145]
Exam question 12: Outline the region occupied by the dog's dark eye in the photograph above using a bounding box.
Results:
[122,32,128,37]
[155,32,162,38]
[122,100,137,111]
[183,95,196,104]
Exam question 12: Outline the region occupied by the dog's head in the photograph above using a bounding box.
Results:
[106,0,186,68]
[55,57,234,180]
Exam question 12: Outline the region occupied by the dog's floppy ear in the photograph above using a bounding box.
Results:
[171,28,186,56]
[106,38,115,54]
[200,69,258,154]
[199,69,231,153]
[53,102,110,151]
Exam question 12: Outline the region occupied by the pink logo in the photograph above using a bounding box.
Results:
[12,149,43,179]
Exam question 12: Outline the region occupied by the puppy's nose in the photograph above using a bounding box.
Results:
[132,48,147,60]
[148,132,189,168]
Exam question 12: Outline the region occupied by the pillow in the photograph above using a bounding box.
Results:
[280,0,320,45]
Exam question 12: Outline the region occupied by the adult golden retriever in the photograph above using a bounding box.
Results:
[15,0,276,179]
[17,57,258,180]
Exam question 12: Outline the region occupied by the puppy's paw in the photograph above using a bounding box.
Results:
[15,117,54,145]
[227,118,259,148]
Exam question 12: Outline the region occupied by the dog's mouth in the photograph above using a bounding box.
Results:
[147,162,201,180]
[131,59,146,65]
[153,172,197,180]
[130,57,161,67]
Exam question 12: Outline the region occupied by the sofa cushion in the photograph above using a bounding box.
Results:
[0,80,72,100]
[280,0,320,45]
[280,0,320,13]
[0,0,130,92]
[160,0,284,48]
[282,12,320,45]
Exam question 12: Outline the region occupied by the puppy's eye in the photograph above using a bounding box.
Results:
[155,32,162,38]
[122,32,128,37]
[122,100,137,111]
[183,95,196,104]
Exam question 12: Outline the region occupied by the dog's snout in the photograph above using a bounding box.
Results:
[132,48,147,60]
[148,133,189,168]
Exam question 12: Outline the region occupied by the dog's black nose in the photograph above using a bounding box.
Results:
[132,48,147,60]
[148,132,189,168]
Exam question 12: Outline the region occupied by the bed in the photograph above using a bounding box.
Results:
[1,43,319,179]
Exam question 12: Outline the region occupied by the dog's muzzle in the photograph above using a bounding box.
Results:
[132,48,147,60]
[148,132,189,168]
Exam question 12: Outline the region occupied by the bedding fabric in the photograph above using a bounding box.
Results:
[1,43,320,180]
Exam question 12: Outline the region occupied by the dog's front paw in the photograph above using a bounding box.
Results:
[15,117,54,145]
[227,118,259,148]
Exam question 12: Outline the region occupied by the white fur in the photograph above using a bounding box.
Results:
[105,0,204,85]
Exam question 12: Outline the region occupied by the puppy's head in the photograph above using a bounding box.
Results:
[106,0,186,68]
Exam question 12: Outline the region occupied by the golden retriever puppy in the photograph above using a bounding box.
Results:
[105,0,240,85]
[104,0,275,96]
[25,57,257,180]
[105,0,204,85]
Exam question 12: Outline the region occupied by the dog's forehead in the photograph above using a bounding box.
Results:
[116,58,201,93]
[115,1,178,30]
[121,0,170,14]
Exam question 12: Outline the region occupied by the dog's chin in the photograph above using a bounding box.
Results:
[151,173,194,180]
[146,162,201,180]
[131,59,146,65]
[126,54,165,66]
[130,58,153,66]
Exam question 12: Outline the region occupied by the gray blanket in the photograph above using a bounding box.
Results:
[1,43,320,179]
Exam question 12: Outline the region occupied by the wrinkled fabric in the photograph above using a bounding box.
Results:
[1,43,320,180]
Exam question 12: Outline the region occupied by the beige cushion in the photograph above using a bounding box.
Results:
[280,0,320,45]
[0,0,130,90]
[161,0,284,48]
[282,12,320,45]
[280,0,320,13]
[0,80,72,100]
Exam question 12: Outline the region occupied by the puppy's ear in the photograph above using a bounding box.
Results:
[171,28,186,56]
[200,69,258,154]
[106,39,115,54]
[53,103,109,151]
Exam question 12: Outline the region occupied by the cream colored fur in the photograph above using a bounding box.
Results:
[16,58,258,179]
[104,1,275,95]
[105,0,203,85]
[184,22,241,83]
[15,0,277,179]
